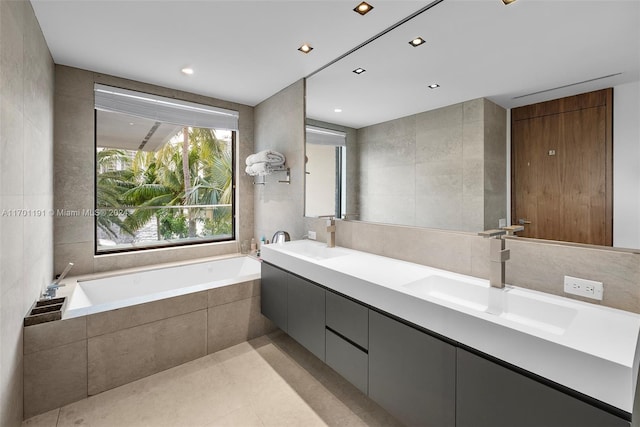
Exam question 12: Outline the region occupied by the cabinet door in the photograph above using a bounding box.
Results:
[456,348,629,427]
[287,273,325,361]
[260,263,288,332]
[368,310,455,427]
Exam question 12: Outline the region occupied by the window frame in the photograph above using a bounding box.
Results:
[93,107,237,255]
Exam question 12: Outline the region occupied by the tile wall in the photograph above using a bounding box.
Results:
[306,219,640,314]
[53,66,257,276]
[253,80,306,241]
[356,98,507,231]
[0,1,55,425]
[23,280,274,418]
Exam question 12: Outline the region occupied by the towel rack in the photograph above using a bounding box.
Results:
[251,166,290,185]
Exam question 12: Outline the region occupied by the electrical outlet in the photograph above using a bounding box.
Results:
[308,231,317,240]
[564,276,603,300]
[498,218,507,228]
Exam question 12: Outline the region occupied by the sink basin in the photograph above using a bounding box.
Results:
[402,276,577,335]
[275,240,351,260]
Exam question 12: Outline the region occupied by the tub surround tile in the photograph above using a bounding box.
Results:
[54,242,94,277]
[207,296,274,354]
[207,280,259,307]
[24,317,86,355]
[23,340,88,419]
[25,335,398,427]
[86,291,208,337]
[92,241,239,274]
[88,309,207,395]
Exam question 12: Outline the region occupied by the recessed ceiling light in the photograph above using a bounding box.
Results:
[334,108,343,113]
[353,68,366,75]
[428,83,440,89]
[298,43,313,54]
[502,0,517,4]
[354,1,374,15]
[409,37,426,47]
[181,67,194,75]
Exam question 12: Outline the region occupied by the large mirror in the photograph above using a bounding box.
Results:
[305,0,640,249]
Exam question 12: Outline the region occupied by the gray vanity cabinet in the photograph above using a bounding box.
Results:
[456,348,630,427]
[325,292,369,394]
[260,262,288,332]
[368,310,456,427]
[287,273,326,361]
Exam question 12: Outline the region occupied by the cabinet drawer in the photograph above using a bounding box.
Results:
[326,291,368,349]
[326,329,368,394]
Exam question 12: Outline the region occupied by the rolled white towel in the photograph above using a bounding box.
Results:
[245,162,271,176]
[245,150,285,167]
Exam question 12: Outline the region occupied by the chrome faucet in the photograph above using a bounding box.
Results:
[43,262,74,299]
[478,226,524,288]
[318,215,336,248]
[478,229,510,288]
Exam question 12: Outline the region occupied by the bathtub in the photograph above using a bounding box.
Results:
[63,255,261,318]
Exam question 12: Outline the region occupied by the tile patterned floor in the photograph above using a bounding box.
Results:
[23,332,402,427]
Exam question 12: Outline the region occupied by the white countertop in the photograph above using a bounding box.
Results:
[261,239,640,413]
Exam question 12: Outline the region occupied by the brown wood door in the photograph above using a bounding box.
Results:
[511,89,612,246]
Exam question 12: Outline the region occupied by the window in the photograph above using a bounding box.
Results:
[304,125,346,218]
[94,85,237,253]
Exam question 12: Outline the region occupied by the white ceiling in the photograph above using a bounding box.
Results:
[307,0,640,128]
[31,0,640,130]
[31,0,428,107]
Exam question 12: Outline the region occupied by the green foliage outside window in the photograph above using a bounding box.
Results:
[96,127,233,249]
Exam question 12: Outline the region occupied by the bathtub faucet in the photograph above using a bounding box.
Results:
[43,262,74,299]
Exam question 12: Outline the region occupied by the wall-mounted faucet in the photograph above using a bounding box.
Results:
[43,262,74,299]
[318,215,336,248]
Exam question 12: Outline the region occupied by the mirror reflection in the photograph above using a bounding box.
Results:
[305,0,640,249]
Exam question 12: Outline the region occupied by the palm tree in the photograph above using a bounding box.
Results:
[95,149,136,239]
[104,127,233,241]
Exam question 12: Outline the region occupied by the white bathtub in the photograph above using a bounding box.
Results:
[63,255,261,318]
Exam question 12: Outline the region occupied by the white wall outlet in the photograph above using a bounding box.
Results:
[308,230,317,240]
[563,276,604,300]
[498,218,507,228]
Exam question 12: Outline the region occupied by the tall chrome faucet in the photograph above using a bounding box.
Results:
[478,229,510,288]
[478,226,523,288]
[318,215,336,248]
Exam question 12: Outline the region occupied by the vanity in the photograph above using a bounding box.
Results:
[260,240,639,427]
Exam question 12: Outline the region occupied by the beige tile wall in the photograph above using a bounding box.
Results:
[23,318,87,419]
[53,66,256,276]
[295,219,640,314]
[0,1,55,425]
[355,98,507,231]
[253,80,307,241]
[23,280,275,418]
